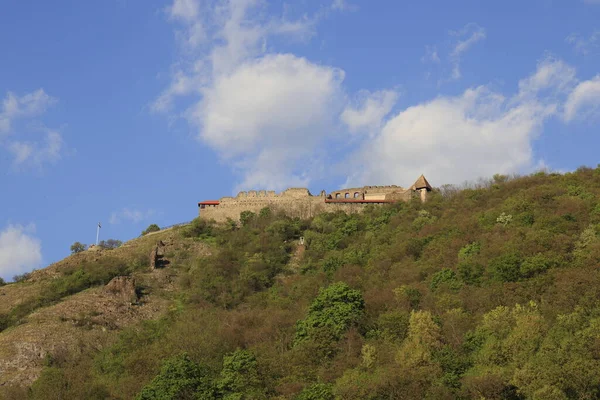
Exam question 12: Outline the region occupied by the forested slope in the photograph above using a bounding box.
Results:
[5,167,600,399]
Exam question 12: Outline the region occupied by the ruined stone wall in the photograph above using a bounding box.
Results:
[199,197,408,222]
[199,196,325,222]
[199,185,421,223]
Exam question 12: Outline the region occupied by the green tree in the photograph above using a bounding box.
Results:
[295,282,365,344]
[137,353,213,400]
[142,224,161,236]
[70,241,87,254]
[217,349,265,399]
[240,211,256,227]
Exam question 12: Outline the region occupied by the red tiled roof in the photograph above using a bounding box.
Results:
[198,201,220,206]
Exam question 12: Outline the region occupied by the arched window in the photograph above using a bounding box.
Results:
[345,193,350,198]
[335,193,341,199]
[354,192,360,198]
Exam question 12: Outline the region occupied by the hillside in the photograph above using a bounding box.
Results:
[3,167,600,399]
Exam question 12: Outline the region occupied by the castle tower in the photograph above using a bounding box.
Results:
[411,175,432,202]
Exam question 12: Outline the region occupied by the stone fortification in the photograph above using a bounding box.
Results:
[198,175,432,222]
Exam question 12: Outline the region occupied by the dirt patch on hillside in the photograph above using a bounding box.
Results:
[0,228,212,388]
[0,272,170,387]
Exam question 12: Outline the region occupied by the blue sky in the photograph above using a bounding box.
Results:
[1,0,600,281]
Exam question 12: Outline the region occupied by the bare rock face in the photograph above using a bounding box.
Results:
[150,240,168,270]
[104,276,138,304]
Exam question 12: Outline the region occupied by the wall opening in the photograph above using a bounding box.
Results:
[345,193,350,199]
[335,193,341,199]
[354,192,360,198]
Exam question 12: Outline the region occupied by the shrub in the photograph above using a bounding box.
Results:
[496,213,513,226]
[0,277,5,286]
[98,239,122,250]
[393,286,422,309]
[181,218,214,238]
[240,211,256,226]
[12,272,31,283]
[376,310,410,342]
[457,261,485,285]
[490,252,523,282]
[296,383,334,400]
[430,269,462,291]
[295,282,365,344]
[458,242,481,260]
[520,253,556,278]
[70,242,87,254]
[141,224,160,236]
[137,353,213,400]
[217,349,264,399]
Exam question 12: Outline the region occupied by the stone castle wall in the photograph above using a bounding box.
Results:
[199,184,423,223]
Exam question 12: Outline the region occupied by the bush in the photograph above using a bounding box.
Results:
[458,261,485,285]
[430,268,462,291]
[98,239,122,250]
[490,252,523,282]
[12,272,31,283]
[217,349,264,399]
[141,224,160,236]
[70,242,87,254]
[296,383,334,400]
[137,353,213,400]
[181,218,214,238]
[240,210,256,227]
[0,277,5,286]
[295,282,365,344]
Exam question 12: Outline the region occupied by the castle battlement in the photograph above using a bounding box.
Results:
[198,175,432,222]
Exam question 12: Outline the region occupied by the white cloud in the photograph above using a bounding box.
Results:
[341,90,398,135]
[566,31,600,55]
[0,89,64,168]
[344,59,574,187]
[564,75,600,121]
[517,57,577,97]
[0,89,56,135]
[168,0,200,22]
[8,130,63,168]
[421,45,440,64]
[109,208,156,225]
[0,224,42,281]
[331,0,358,11]
[155,0,342,190]
[449,23,486,80]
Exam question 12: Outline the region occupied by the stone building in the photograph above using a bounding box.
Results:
[198,175,432,222]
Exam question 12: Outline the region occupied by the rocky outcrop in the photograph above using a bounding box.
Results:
[150,240,168,270]
[104,276,137,304]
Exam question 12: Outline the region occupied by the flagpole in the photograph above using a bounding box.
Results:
[96,222,101,246]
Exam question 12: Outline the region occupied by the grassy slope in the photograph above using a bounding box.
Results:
[4,168,600,399]
[0,228,211,389]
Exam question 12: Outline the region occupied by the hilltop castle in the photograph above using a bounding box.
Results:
[198,175,432,222]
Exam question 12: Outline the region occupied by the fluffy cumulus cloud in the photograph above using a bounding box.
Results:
[157,2,600,191]
[109,208,156,225]
[341,90,398,135]
[0,89,64,169]
[0,224,42,281]
[564,76,600,121]
[155,0,345,190]
[344,58,599,187]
